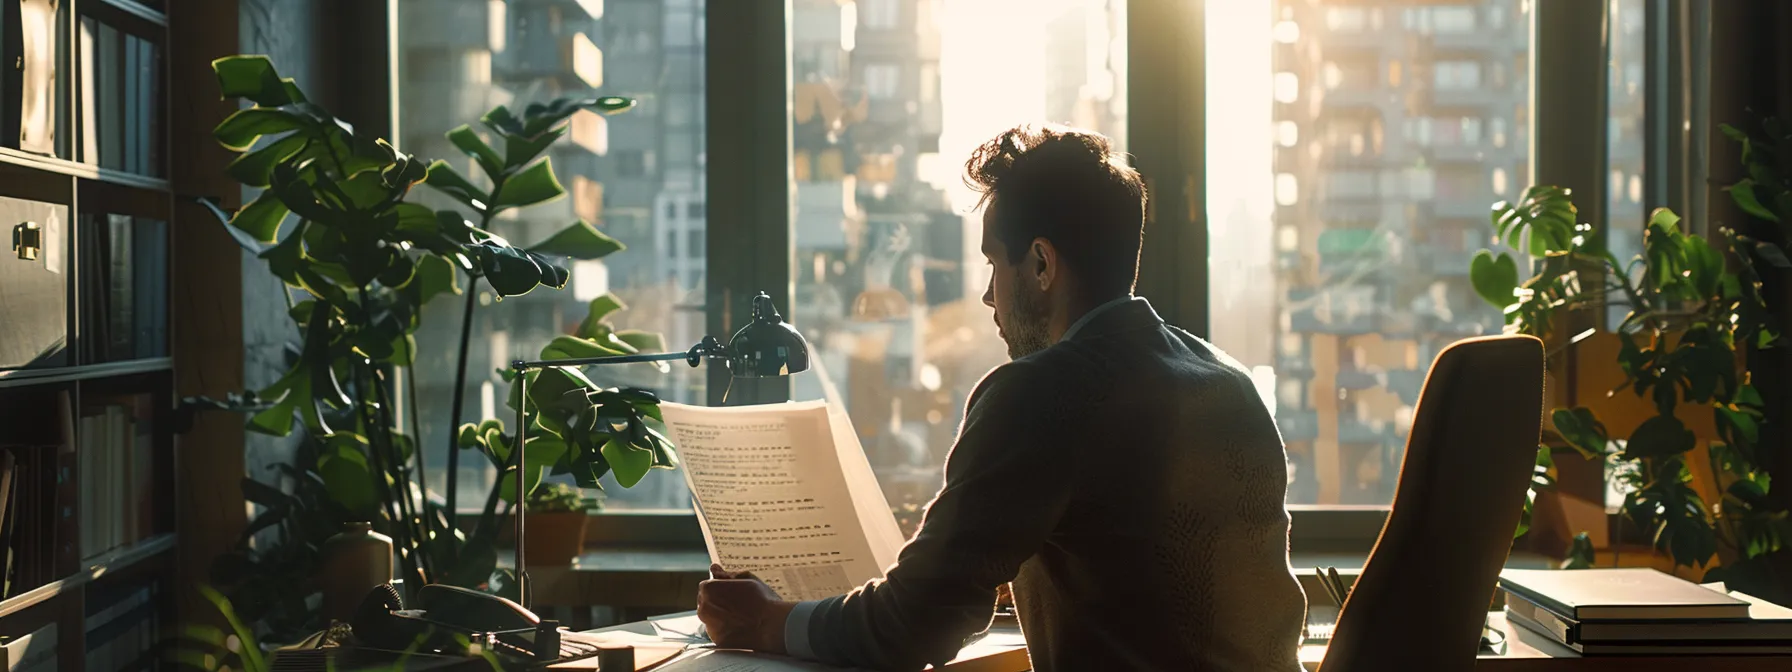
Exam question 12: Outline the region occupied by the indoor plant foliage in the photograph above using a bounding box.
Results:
[190,55,677,635]
[1469,123,1791,584]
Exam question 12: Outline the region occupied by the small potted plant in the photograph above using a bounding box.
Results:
[522,482,600,567]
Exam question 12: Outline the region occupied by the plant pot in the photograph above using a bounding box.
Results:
[522,512,589,568]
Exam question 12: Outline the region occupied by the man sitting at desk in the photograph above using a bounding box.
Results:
[697,124,1308,671]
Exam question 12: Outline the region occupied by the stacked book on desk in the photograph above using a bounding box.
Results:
[1499,568,1792,655]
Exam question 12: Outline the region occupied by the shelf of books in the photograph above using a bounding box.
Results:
[1,0,176,670]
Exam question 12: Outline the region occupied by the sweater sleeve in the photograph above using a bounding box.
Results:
[791,361,1080,671]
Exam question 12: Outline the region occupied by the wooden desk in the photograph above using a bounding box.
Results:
[1300,612,1792,671]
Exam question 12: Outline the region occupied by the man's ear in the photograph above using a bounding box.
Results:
[1031,238,1057,290]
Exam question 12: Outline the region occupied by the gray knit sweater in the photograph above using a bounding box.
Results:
[784,298,1308,671]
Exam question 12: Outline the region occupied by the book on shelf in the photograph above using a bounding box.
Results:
[86,582,159,672]
[14,0,60,155]
[2,623,59,672]
[1498,568,1752,621]
[77,396,158,562]
[0,451,15,597]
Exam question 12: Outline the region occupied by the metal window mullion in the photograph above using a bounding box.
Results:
[704,0,794,406]
[1126,0,1208,338]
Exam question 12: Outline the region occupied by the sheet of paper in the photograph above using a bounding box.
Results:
[661,401,902,602]
[656,650,853,672]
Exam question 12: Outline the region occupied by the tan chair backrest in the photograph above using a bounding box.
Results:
[1321,334,1545,672]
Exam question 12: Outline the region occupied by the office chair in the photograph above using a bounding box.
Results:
[1320,334,1544,672]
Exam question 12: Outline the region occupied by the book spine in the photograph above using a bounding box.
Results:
[80,18,98,165]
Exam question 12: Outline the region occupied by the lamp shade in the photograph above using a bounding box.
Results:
[726,292,811,377]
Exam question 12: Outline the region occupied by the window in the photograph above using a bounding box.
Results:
[687,201,706,219]
[861,0,900,29]
[1326,7,1367,32]
[398,0,706,510]
[864,63,900,99]
[688,229,705,258]
[1433,60,1483,90]
[789,0,1127,525]
[616,150,649,177]
[1210,0,1531,506]
[1607,0,1646,327]
[1432,7,1477,34]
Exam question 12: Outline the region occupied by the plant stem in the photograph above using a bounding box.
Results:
[373,366,433,581]
[406,360,434,540]
[445,277,479,530]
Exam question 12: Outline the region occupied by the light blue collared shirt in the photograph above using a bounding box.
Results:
[782,295,1140,660]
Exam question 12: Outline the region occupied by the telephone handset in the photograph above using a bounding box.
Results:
[349,583,565,663]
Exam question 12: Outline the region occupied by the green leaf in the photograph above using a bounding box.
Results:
[492,158,567,210]
[1551,407,1609,458]
[497,437,570,504]
[576,293,628,338]
[1624,415,1697,459]
[540,335,629,362]
[212,55,297,107]
[1683,235,1725,298]
[1729,179,1782,223]
[413,254,462,304]
[213,108,309,152]
[446,125,505,180]
[504,128,568,169]
[318,434,377,513]
[225,132,309,188]
[425,160,492,212]
[1751,241,1792,269]
[1470,250,1521,308]
[198,197,268,254]
[602,437,655,488]
[475,245,545,297]
[616,330,667,354]
[230,191,291,245]
[530,221,626,260]
[246,399,296,437]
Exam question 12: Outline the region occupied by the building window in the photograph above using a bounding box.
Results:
[616,150,648,177]
[688,229,705,258]
[860,0,899,29]
[864,63,900,99]
[1326,7,1367,31]
[687,201,706,219]
[1433,60,1483,90]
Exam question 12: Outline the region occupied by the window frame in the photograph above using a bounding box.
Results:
[505,0,1695,555]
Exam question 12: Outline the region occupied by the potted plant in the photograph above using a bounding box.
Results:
[1469,123,1791,597]
[520,482,600,567]
[184,56,676,639]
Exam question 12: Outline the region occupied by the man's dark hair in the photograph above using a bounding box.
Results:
[965,123,1147,298]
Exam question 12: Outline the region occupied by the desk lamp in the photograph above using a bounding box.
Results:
[506,291,810,608]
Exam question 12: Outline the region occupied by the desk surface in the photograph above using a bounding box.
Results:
[586,611,1792,672]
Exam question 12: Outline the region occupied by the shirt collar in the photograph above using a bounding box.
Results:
[1060,295,1141,343]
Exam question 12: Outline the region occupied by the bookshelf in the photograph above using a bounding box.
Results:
[1,0,175,670]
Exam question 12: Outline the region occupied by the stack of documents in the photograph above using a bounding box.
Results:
[1499,568,1792,655]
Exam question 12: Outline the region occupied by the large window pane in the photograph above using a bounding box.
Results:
[789,0,1127,533]
[1208,0,1532,506]
[398,0,705,512]
[1607,0,1646,327]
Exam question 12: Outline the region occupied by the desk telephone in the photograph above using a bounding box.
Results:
[347,583,607,665]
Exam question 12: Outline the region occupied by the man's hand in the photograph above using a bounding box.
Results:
[697,564,795,654]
